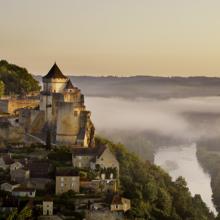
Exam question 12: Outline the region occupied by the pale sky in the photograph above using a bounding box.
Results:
[1,0,220,76]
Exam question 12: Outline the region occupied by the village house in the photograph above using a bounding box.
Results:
[92,146,119,171]
[72,145,119,172]
[12,187,36,198]
[55,168,80,195]
[43,198,53,216]
[10,168,30,184]
[72,147,96,168]
[30,178,52,190]
[110,194,131,212]
[0,182,20,192]
[10,161,23,172]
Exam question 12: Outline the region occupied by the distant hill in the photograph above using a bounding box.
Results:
[35,75,220,99]
[0,60,40,95]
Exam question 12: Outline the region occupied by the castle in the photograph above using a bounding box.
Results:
[19,63,95,147]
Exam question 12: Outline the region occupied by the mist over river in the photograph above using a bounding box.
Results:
[85,96,220,214]
[154,144,216,214]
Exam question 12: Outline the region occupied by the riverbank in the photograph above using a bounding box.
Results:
[197,139,220,213]
[154,144,217,215]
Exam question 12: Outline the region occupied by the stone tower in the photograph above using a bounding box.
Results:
[21,63,95,147]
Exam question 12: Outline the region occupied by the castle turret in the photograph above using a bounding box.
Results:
[42,63,68,93]
[40,63,68,122]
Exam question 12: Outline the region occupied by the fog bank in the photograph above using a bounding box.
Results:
[86,96,220,142]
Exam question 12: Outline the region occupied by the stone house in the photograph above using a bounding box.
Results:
[10,161,23,172]
[0,182,20,192]
[93,146,119,171]
[72,147,96,168]
[12,187,36,198]
[10,168,30,184]
[43,198,53,216]
[110,194,131,212]
[55,168,80,195]
[30,178,52,190]
[0,154,14,170]
[72,145,119,174]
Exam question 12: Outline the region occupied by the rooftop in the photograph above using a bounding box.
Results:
[65,79,75,90]
[71,145,107,157]
[2,154,14,165]
[43,63,67,80]
[12,187,36,192]
[56,168,79,177]
[111,194,123,205]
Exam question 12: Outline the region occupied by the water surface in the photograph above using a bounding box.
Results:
[154,144,216,214]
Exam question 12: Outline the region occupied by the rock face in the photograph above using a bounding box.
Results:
[19,63,95,148]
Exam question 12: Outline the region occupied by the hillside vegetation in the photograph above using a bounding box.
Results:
[0,80,4,97]
[197,139,220,213]
[0,60,40,95]
[96,137,216,220]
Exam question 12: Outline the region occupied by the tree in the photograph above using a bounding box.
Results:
[0,80,4,97]
[95,137,216,220]
[0,60,40,95]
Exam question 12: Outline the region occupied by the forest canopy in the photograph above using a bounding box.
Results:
[96,137,216,220]
[0,60,40,95]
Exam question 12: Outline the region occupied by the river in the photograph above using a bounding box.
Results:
[154,143,217,215]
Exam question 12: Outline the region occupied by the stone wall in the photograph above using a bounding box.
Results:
[43,78,68,93]
[56,102,80,145]
[0,99,39,114]
[0,122,25,146]
[55,176,80,195]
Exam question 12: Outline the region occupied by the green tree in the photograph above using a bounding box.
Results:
[0,80,4,97]
[96,137,216,220]
[0,60,40,95]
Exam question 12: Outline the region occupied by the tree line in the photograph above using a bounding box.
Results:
[0,60,40,96]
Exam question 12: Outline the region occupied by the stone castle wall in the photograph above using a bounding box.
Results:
[43,78,68,93]
[56,102,80,145]
[0,122,25,146]
[0,99,39,114]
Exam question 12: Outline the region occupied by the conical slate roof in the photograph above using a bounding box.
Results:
[65,79,75,90]
[43,63,67,79]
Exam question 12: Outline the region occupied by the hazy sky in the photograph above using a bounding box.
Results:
[1,0,220,76]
